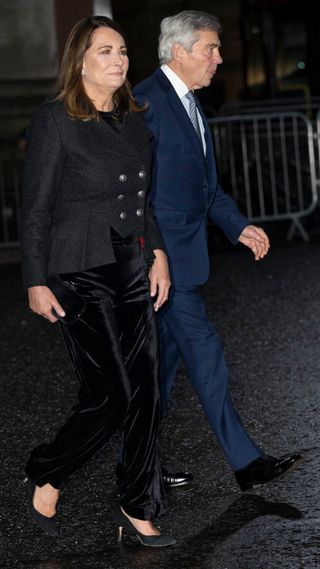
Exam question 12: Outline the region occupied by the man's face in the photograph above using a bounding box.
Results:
[177,29,222,90]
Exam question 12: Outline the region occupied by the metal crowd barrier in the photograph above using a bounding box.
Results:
[316,110,320,186]
[1,109,320,247]
[208,111,320,241]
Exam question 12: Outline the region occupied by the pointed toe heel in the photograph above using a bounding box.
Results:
[28,479,61,537]
[116,508,176,547]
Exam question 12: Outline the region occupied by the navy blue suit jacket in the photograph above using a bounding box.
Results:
[134,68,249,287]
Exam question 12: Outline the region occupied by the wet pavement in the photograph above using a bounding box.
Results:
[1,231,320,568]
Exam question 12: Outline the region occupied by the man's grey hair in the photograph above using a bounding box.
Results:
[158,10,222,64]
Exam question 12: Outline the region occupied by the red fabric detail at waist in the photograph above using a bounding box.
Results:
[138,236,144,249]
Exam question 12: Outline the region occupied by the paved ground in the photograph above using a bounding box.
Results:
[1,229,320,568]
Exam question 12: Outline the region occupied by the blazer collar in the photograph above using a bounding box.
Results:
[78,111,151,159]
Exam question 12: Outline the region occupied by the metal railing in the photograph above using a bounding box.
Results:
[1,108,320,247]
[208,111,320,241]
[316,110,320,184]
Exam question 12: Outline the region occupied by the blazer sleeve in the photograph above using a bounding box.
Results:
[144,198,166,259]
[20,103,65,289]
[208,181,249,244]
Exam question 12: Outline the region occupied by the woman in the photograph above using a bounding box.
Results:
[20,15,176,547]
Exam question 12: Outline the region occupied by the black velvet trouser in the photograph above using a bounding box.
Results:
[26,234,166,520]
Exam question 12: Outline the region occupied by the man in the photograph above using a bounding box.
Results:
[133,10,302,490]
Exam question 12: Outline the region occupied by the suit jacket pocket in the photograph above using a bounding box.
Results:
[156,210,187,226]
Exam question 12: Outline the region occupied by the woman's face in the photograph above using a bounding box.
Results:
[82,27,129,97]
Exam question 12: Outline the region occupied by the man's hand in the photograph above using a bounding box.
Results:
[149,249,171,311]
[28,285,65,323]
[238,225,270,260]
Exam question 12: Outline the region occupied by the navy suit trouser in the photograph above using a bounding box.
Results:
[156,286,262,471]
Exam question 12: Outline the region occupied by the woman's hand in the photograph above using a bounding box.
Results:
[28,285,65,323]
[148,250,171,311]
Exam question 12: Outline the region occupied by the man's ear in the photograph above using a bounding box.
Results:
[171,43,185,63]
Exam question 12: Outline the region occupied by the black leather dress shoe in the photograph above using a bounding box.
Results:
[161,467,193,488]
[235,453,303,491]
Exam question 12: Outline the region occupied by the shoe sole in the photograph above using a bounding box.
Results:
[164,479,193,488]
[136,537,177,547]
[239,456,304,491]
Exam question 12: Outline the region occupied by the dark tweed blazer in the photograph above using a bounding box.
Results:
[20,99,164,289]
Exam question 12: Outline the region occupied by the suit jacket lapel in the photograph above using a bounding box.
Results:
[195,93,214,159]
[155,69,206,166]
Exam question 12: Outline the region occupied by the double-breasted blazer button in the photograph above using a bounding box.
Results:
[119,174,127,182]
[136,209,143,216]
[137,190,144,198]
[117,194,124,200]
[138,171,145,179]
[120,212,127,220]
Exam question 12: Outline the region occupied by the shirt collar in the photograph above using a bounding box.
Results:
[160,64,189,99]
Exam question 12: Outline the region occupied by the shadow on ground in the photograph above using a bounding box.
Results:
[1,236,320,568]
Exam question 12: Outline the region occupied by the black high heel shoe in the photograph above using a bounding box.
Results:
[28,478,61,537]
[116,507,176,547]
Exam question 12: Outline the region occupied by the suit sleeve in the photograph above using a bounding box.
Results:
[20,104,65,289]
[134,91,160,146]
[207,181,249,244]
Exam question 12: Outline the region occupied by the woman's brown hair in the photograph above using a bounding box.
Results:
[57,15,143,120]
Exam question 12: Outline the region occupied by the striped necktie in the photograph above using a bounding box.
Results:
[185,91,202,140]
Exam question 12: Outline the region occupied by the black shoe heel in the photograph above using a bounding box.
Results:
[27,478,61,537]
[116,508,176,547]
